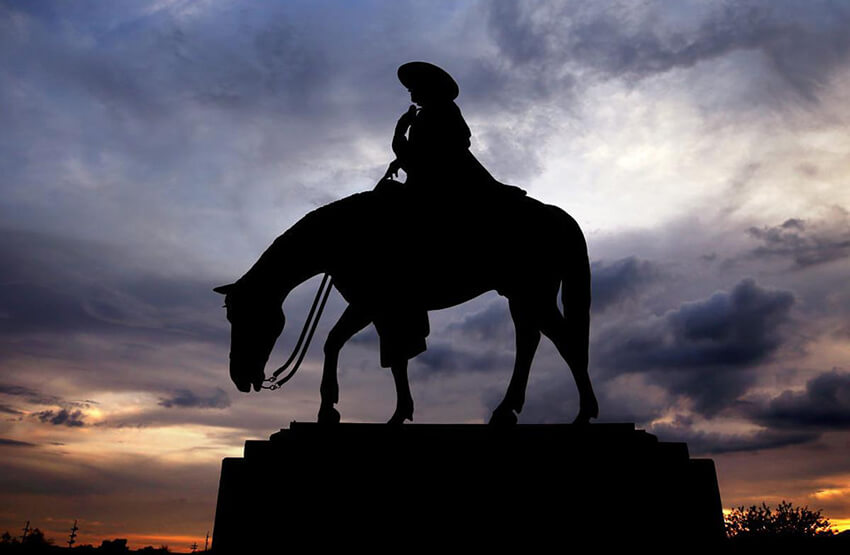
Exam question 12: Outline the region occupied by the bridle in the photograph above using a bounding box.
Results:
[261,273,333,391]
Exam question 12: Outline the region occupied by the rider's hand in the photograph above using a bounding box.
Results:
[395,105,417,134]
[387,159,402,178]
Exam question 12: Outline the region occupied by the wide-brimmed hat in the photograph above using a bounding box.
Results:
[397,61,459,100]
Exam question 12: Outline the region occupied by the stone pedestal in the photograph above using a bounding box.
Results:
[212,422,725,552]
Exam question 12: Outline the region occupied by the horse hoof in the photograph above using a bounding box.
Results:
[387,414,411,425]
[488,407,517,427]
[318,406,341,424]
[387,407,413,426]
[572,413,590,425]
[572,408,598,425]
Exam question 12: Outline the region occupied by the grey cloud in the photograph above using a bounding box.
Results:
[649,421,817,456]
[413,342,513,378]
[595,278,794,414]
[0,1,390,255]
[0,384,88,409]
[485,1,850,103]
[447,301,511,342]
[0,384,42,399]
[0,438,36,447]
[444,257,659,341]
[349,326,379,346]
[0,404,23,415]
[158,387,231,409]
[514,376,666,425]
[599,278,794,370]
[34,409,87,427]
[0,447,219,498]
[0,227,336,411]
[0,3,329,120]
[0,228,229,344]
[753,370,850,430]
[591,257,659,312]
[748,212,850,268]
[0,281,112,335]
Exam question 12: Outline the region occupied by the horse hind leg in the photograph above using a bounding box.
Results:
[490,299,542,426]
[540,306,598,424]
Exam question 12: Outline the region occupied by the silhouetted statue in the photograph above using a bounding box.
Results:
[380,61,526,198]
[215,62,597,426]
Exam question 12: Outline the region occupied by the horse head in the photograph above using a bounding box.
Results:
[214,283,285,393]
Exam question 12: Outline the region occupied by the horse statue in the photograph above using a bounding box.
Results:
[214,187,598,425]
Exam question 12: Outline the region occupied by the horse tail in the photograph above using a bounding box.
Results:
[560,213,591,370]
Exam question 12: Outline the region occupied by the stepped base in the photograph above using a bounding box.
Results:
[212,422,725,552]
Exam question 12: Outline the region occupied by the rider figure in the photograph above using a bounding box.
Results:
[371,62,524,371]
[384,61,522,198]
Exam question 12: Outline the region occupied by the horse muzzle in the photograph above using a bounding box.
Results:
[230,360,265,393]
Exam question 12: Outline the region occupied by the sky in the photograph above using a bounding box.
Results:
[2,0,850,548]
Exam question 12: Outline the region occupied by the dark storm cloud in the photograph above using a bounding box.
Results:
[0,384,44,400]
[158,387,230,409]
[447,301,511,342]
[413,341,512,377]
[34,409,87,427]
[348,325,379,346]
[0,404,23,415]
[595,278,794,414]
[445,256,659,342]
[0,228,228,344]
[0,438,36,447]
[747,213,850,269]
[591,257,658,312]
[0,384,91,409]
[599,278,794,370]
[484,1,850,103]
[649,420,817,456]
[753,370,850,430]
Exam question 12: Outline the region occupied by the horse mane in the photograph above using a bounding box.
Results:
[290,191,380,237]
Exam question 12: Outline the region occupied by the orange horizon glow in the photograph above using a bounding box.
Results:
[12,526,209,552]
[19,513,850,550]
[831,518,850,533]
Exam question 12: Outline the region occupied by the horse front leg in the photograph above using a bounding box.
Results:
[490,300,541,426]
[388,359,414,425]
[318,304,371,424]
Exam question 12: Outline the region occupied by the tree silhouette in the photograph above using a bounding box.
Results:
[725,501,834,539]
[98,538,129,554]
[137,547,170,554]
[21,528,51,548]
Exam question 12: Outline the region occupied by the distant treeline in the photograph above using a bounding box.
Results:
[1,533,190,554]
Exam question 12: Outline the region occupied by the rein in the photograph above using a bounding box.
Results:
[262,273,333,391]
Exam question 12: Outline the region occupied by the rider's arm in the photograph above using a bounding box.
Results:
[392,131,409,170]
[391,105,418,171]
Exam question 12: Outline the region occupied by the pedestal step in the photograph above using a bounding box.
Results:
[212,423,725,552]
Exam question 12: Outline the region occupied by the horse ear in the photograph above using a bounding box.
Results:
[213,283,235,295]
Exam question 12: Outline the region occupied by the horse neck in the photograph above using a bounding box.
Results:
[241,217,326,301]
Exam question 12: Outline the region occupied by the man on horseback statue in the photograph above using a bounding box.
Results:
[216,62,598,427]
